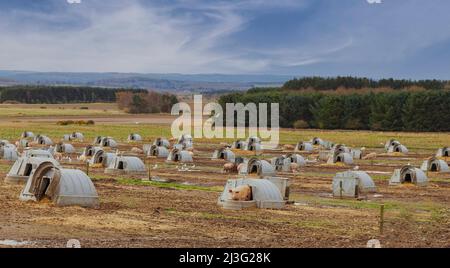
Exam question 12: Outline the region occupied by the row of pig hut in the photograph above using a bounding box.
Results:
[2,132,449,211]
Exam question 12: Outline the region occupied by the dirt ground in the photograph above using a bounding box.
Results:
[1,138,450,248]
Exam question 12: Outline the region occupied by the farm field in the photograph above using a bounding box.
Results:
[0,105,450,248]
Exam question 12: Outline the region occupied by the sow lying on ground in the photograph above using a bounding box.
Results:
[218,177,289,210]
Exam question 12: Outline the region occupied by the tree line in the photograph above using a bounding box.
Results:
[218,89,450,132]
[282,76,448,91]
[116,91,178,114]
[0,85,146,103]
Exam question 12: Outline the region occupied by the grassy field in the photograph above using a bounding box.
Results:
[0,103,124,117]
[0,103,449,248]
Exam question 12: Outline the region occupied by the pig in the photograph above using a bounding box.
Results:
[290,163,299,173]
[54,152,63,161]
[131,147,144,154]
[362,152,377,160]
[229,185,253,201]
[283,144,295,150]
[223,162,236,173]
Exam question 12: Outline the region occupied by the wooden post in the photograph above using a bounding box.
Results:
[379,204,385,235]
[86,161,89,176]
[339,181,343,199]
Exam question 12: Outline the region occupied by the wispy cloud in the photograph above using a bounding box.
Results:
[0,0,450,78]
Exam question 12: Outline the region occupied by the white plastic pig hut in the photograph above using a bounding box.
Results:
[20,161,99,208]
[218,178,287,210]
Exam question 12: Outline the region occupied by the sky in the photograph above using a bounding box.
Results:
[1,0,450,79]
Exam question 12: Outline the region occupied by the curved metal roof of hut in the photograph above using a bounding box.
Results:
[390,165,428,186]
[177,134,193,149]
[311,137,323,145]
[20,162,99,208]
[55,143,76,154]
[385,139,400,151]
[436,147,450,158]
[5,157,60,184]
[21,131,35,139]
[333,170,377,193]
[0,147,18,161]
[327,150,354,165]
[153,137,170,148]
[212,147,235,162]
[218,178,285,209]
[241,157,276,177]
[37,135,53,145]
[100,137,118,148]
[149,145,169,158]
[22,149,54,159]
[271,156,291,172]
[128,133,142,142]
[93,136,103,145]
[71,132,84,140]
[105,156,147,174]
[388,143,408,154]
[286,154,306,166]
[0,140,10,146]
[232,140,248,150]
[247,136,261,145]
[81,145,102,158]
[167,148,193,163]
[89,149,116,167]
[295,141,313,152]
[421,157,450,173]
[18,139,31,148]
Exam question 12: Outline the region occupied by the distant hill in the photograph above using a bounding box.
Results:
[0,71,291,92]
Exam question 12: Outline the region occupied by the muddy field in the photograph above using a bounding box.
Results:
[1,131,450,248]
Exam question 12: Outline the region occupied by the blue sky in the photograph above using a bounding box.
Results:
[1,0,450,79]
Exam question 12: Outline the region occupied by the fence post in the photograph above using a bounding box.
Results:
[339,181,343,199]
[86,161,89,176]
[379,204,385,235]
